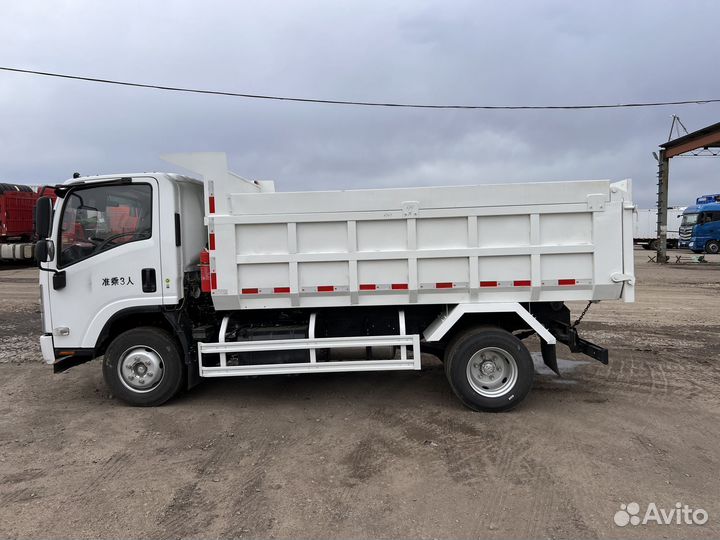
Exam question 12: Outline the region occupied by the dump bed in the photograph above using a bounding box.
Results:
[207,179,635,310]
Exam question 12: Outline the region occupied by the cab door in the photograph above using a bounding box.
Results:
[46,177,163,350]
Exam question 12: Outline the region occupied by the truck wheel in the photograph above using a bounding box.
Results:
[102,327,184,406]
[648,239,659,251]
[444,327,533,412]
[705,240,720,255]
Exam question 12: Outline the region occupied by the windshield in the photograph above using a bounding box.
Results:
[681,213,699,227]
[58,183,152,267]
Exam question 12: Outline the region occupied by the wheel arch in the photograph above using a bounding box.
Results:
[94,307,174,358]
[423,303,557,346]
[425,311,529,354]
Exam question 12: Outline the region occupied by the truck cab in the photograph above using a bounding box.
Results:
[37,174,206,367]
[680,202,720,254]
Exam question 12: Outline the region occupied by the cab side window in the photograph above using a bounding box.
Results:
[58,184,152,268]
[700,212,720,225]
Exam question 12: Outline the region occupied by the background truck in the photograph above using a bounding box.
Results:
[34,153,635,412]
[679,195,720,254]
[633,206,686,251]
[0,183,56,261]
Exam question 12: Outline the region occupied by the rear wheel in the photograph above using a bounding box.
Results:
[103,327,184,406]
[444,327,534,412]
[648,239,659,252]
[705,240,720,255]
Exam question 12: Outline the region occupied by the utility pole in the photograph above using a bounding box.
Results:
[655,148,669,263]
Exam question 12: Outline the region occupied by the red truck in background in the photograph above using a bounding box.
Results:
[0,183,56,261]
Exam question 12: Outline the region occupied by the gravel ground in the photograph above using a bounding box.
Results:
[0,251,719,539]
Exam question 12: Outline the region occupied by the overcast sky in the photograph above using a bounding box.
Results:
[1,0,718,207]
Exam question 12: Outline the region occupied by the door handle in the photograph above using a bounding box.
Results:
[141,268,157,293]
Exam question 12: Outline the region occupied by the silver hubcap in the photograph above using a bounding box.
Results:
[466,347,518,397]
[118,346,164,393]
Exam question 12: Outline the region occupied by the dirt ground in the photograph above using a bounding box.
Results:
[1,250,719,539]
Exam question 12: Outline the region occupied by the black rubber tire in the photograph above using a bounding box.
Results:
[444,327,534,412]
[705,240,720,255]
[640,243,652,250]
[102,327,184,406]
[648,239,659,252]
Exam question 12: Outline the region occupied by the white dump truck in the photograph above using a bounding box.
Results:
[35,153,635,411]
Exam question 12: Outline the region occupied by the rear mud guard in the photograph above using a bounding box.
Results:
[540,340,560,375]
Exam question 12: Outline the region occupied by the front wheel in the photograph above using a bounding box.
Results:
[103,327,184,406]
[444,327,534,412]
[705,240,720,255]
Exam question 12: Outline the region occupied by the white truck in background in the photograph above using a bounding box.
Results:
[633,206,686,251]
[34,153,635,412]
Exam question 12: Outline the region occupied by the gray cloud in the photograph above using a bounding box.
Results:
[1,0,718,207]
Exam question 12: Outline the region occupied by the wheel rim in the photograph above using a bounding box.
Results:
[466,347,518,397]
[117,346,165,393]
[708,242,719,254]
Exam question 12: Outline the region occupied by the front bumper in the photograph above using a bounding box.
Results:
[40,334,96,372]
[40,334,55,364]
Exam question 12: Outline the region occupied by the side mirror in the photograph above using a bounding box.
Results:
[35,239,54,265]
[35,197,54,239]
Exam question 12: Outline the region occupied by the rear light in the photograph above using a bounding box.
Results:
[199,249,211,293]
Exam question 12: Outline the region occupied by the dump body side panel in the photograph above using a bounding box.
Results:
[207,180,634,311]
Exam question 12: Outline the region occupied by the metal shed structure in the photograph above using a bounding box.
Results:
[655,121,720,262]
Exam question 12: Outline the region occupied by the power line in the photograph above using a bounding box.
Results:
[2,65,720,111]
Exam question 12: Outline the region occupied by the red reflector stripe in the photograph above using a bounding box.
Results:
[391,283,408,290]
[209,196,216,213]
[436,282,453,289]
[210,272,217,290]
[209,233,216,250]
[514,280,531,287]
[558,279,576,286]
[241,288,259,294]
[359,283,376,291]
[480,281,498,287]
[273,287,290,294]
[317,285,334,292]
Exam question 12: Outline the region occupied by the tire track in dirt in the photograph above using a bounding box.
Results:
[75,451,132,499]
[154,440,232,540]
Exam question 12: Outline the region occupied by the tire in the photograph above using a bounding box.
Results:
[444,327,533,412]
[648,239,659,252]
[705,240,720,255]
[640,243,651,250]
[102,327,185,406]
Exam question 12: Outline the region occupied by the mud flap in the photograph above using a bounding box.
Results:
[540,340,560,375]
